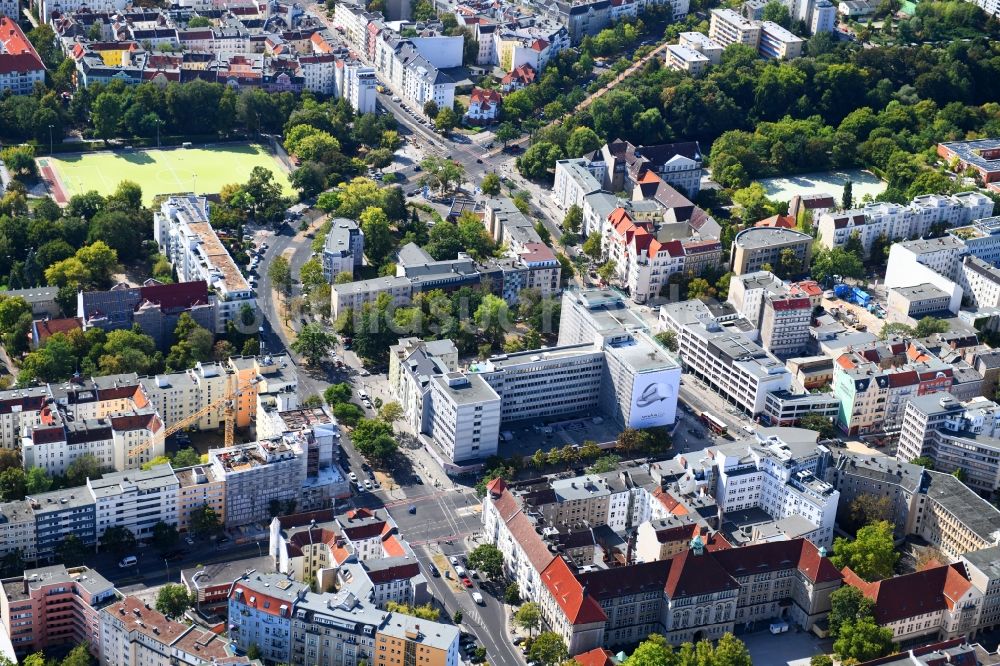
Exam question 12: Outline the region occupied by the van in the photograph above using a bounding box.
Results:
[769,621,789,634]
[455,566,467,578]
[119,555,138,568]
[472,592,484,605]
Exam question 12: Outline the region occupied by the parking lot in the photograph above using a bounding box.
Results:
[497,415,626,460]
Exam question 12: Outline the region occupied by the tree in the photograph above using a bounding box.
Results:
[842,179,854,210]
[300,258,325,289]
[587,454,621,474]
[0,146,37,181]
[654,330,678,352]
[565,127,602,158]
[714,633,752,666]
[914,316,949,337]
[505,582,521,604]
[687,277,716,300]
[150,521,180,553]
[352,418,397,463]
[848,494,893,529]
[66,454,103,486]
[324,382,353,405]
[562,206,583,236]
[622,634,673,666]
[423,100,439,118]
[60,644,94,666]
[468,544,504,579]
[830,520,898,581]
[378,401,403,423]
[517,142,564,181]
[435,107,459,133]
[291,322,335,366]
[386,601,440,620]
[827,585,874,638]
[582,233,603,261]
[834,616,894,662]
[799,412,836,439]
[810,656,834,666]
[190,504,222,536]
[57,534,88,566]
[247,644,262,660]
[269,256,292,295]
[360,206,394,266]
[475,294,510,349]
[910,456,935,470]
[811,247,864,284]
[481,172,501,196]
[597,260,616,284]
[101,525,137,555]
[528,632,568,666]
[420,156,464,193]
[333,402,364,426]
[157,584,194,618]
[762,1,791,26]
[512,603,546,638]
[170,448,199,468]
[0,468,26,502]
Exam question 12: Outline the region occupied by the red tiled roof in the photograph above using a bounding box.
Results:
[366,562,420,584]
[0,18,45,75]
[842,563,973,624]
[506,512,555,573]
[139,280,209,310]
[712,539,842,585]
[653,487,689,516]
[540,557,607,625]
[382,534,406,558]
[33,317,82,345]
[573,648,615,666]
[664,549,740,598]
[470,87,501,107]
[578,559,671,599]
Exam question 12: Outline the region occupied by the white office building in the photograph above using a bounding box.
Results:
[427,373,502,465]
[660,299,792,415]
[553,158,603,211]
[345,62,377,114]
[322,218,365,281]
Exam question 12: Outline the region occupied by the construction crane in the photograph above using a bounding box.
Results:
[128,377,261,460]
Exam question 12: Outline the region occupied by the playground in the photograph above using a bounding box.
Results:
[39,142,293,205]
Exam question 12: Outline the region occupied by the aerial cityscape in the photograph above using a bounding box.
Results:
[1,0,1000,662]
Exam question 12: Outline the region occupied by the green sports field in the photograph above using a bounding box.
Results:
[42,143,294,205]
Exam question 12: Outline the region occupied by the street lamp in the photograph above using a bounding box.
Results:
[156,118,162,148]
[48,124,54,156]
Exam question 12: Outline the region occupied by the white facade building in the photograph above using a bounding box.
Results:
[427,373,502,465]
[153,196,256,332]
[88,464,179,540]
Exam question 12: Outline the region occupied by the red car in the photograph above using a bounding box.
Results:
[461,577,474,588]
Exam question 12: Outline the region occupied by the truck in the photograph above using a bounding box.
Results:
[769,621,789,634]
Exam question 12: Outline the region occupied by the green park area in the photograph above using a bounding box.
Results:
[43,143,293,205]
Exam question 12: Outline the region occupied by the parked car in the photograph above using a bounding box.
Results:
[472,592,484,604]
[449,556,459,565]
[462,577,474,588]
[119,555,138,568]
[429,565,440,577]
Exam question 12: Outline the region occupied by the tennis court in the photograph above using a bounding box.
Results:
[41,142,293,205]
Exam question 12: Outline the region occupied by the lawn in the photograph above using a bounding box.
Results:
[41,143,294,205]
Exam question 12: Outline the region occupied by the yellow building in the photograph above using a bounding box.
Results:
[374,614,460,666]
[175,464,226,532]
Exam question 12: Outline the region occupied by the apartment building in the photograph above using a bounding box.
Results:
[665,44,710,75]
[601,207,687,303]
[87,464,178,541]
[553,158,603,211]
[708,8,760,46]
[0,501,36,562]
[77,279,215,348]
[817,192,993,257]
[727,271,811,357]
[321,218,365,281]
[961,256,1000,309]
[229,569,458,666]
[345,61,378,113]
[731,227,812,276]
[951,215,1000,265]
[583,139,703,199]
[100,594,234,666]
[374,614,461,666]
[832,338,956,435]
[757,21,803,59]
[210,440,305,528]
[659,299,792,415]
[1,565,114,659]
[27,487,97,561]
[811,0,837,32]
[388,338,458,433]
[174,464,225,533]
[140,362,235,432]
[21,406,164,476]
[153,196,256,331]
[896,394,1000,494]
[332,275,413,318]
[0,18,46,95]
[677,31,723,64]
[0,386,54,450]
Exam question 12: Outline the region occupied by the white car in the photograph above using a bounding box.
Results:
[364,479,372,490]
[349,472,358,482]
[449,556,459,565]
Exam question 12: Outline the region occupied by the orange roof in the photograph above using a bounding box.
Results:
[842,563,973,624]
[540,558,607,625]
[382,534,406,558]
[573,648,615,666]
[638,170,661,185]
[653,487,689,516]
[755,214,796,228]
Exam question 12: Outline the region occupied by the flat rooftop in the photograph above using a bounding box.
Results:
[923,470,1000,542]
[734,226,811,249]
[891,283,949,301]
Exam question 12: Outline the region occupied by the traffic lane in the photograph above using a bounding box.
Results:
[416,547,521,666]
